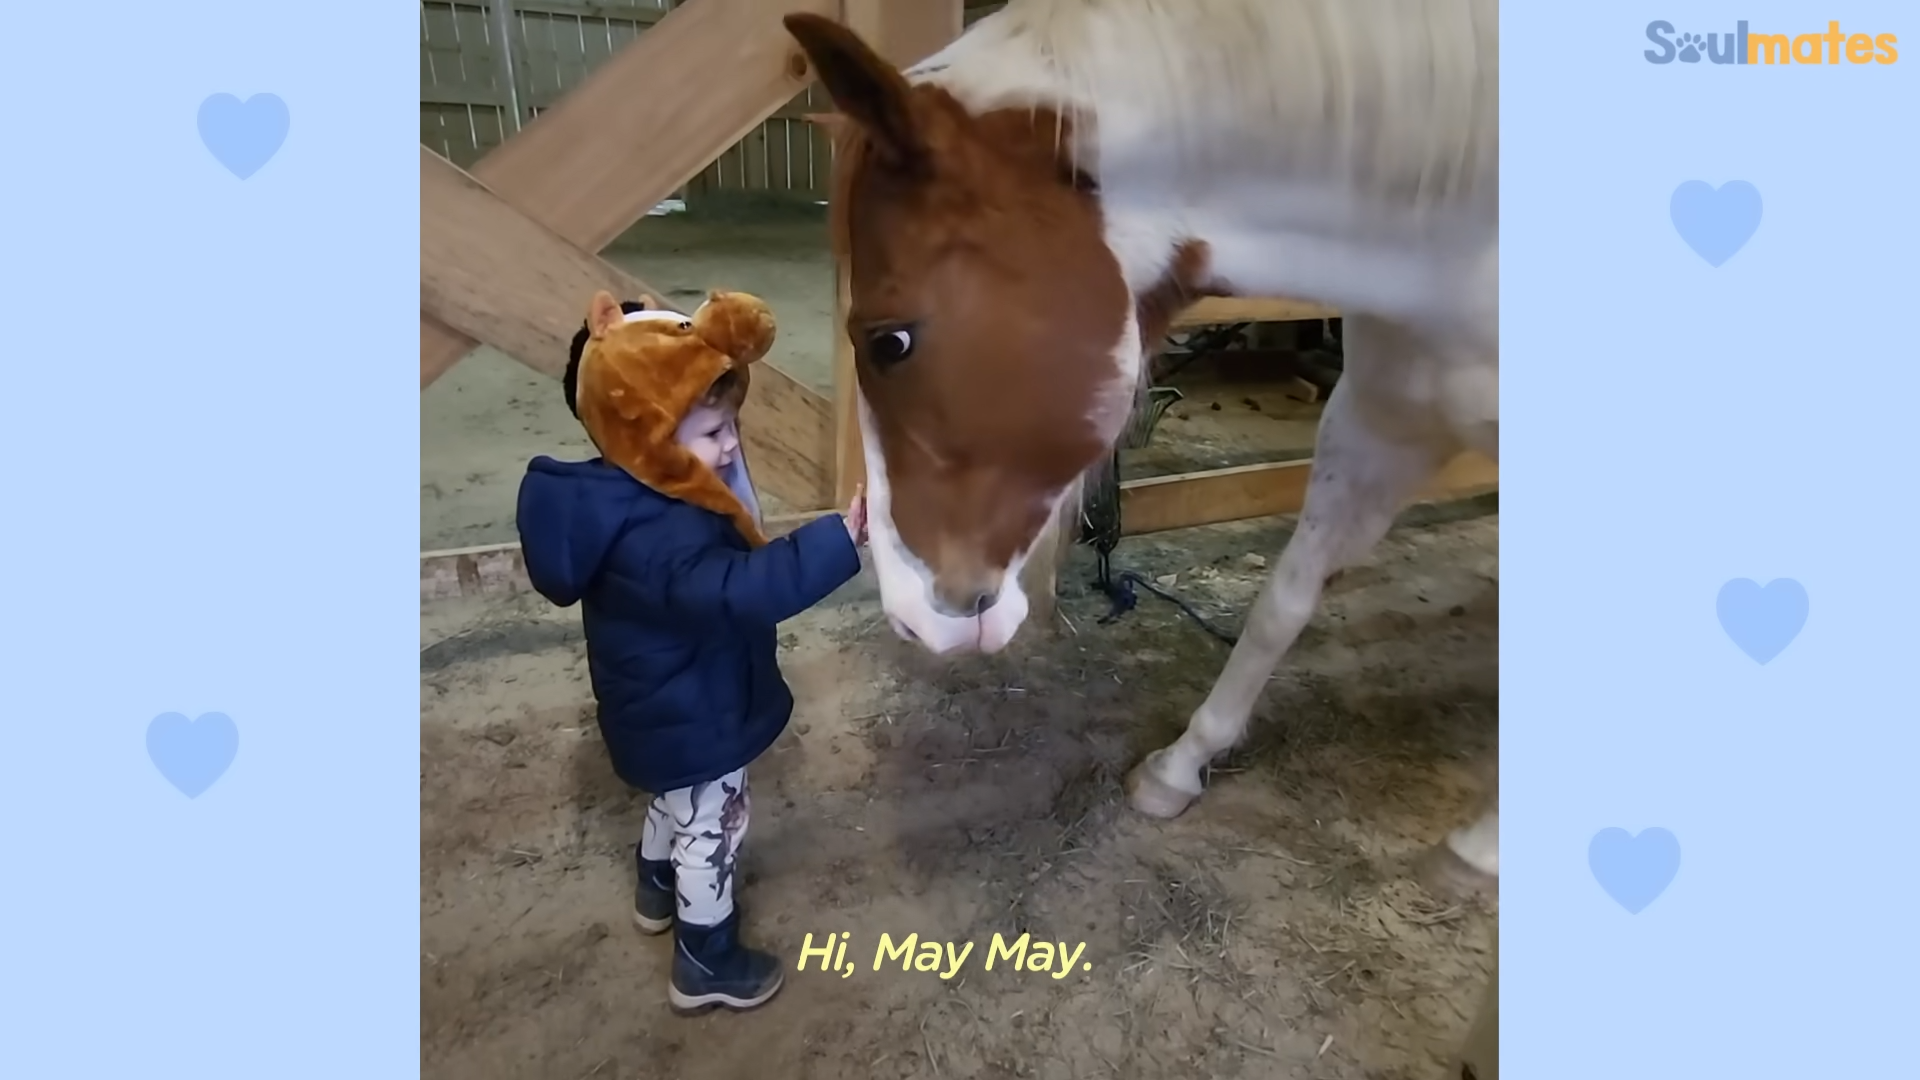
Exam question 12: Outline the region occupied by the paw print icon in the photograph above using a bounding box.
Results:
[1676,32,1706,62]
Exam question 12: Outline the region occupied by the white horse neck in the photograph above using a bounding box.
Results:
[909,0,1500,331]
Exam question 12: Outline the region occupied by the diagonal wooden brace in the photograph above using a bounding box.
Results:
[422,147,832,507]
[420,0,847,507]
[419,0,839,384]
[420,147,655,381]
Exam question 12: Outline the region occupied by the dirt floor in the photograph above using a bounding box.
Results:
[419,208,1328,552]
[421,498,1499,1080]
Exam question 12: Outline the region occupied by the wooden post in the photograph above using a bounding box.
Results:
[831,266,863,504]
[1020,491,1080,635]
[829,0,965,505]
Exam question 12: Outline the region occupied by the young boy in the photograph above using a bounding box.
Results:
[515,298,866,1014]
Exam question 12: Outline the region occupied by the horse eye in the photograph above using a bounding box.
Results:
[868,327,915,366]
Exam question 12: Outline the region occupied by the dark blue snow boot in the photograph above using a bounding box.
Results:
[633,856,675,935]
[669,912,784,1014]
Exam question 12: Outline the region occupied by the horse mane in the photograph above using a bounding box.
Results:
[908,0,1499,211]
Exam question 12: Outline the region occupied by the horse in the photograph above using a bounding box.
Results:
[783,0,1499,897]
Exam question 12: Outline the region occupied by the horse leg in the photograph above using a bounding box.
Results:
[1124,375,1452,818]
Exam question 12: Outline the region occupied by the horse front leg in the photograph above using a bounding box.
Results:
[1124,385,1451,819]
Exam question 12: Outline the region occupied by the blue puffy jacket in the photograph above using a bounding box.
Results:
[515,455,861,793]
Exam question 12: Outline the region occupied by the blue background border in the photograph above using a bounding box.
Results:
[3,0,419,1074]
[1507,2,1915,1075]
[5,0,1917,1075]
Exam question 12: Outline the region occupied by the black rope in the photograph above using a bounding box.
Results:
[1153,323,1246,383]
[1072,336,1275,650]
[1089,549,1240,646]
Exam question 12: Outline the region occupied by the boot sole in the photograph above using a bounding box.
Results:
[632,908,674,935]
[668,973,784,1015]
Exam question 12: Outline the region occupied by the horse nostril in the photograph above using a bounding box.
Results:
[933,583,1001,620]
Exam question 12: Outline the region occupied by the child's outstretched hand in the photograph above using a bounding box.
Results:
[845,484,869,546]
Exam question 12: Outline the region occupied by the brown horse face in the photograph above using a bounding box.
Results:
[788,14,1138,654]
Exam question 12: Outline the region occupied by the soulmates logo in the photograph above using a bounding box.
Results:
[1644,19,1898,65]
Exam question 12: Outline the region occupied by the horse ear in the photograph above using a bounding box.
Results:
[784,13,928,173]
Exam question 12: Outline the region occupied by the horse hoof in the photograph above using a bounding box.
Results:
[1416,842,1498,906]
[1125,753,1199,819]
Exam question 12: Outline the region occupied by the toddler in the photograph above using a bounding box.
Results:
[516,297,866,1013]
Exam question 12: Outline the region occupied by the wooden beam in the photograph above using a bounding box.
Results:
[421,541,530,605]
[830,0,967,505]
[1170,296,1337,329]
[462,0,836,251]
[423,509,835,603]
[424,452,1498,604]
[420,0,841,381]
[739,353,836,510]
[1117,451,1497,536]
[420,146,662,379]
[421,311,471,389]
[1020,493,1079,634]
[831,267,862,504]
[420,146,834,507]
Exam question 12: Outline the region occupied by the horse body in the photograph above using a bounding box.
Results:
[788,0,1498,885]
[912,0,1497,324]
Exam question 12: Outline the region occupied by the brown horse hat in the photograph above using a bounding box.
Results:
[571,288,777,547]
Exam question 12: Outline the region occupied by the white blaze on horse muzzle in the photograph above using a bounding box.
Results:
[870,518,1030,655]
[856,396,1031,655]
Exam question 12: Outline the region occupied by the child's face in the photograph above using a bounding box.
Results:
[676,402,740,470]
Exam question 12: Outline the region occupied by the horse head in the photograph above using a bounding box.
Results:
[787,13,1146,655]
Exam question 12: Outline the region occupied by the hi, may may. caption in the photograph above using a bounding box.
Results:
[797,931,1092,980]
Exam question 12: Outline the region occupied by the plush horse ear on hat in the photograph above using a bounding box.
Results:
[572,289,777,547]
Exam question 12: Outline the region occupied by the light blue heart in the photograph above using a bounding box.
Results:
[1716,577,1808,665]
[197,93,289,179]
[1589,827,1680,914]
[1670,180,1762,267]
[146,711,239,798]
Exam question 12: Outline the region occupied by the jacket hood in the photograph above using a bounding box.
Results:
[515,456,667,607]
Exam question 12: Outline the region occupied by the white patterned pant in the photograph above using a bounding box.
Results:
[639,767,750,927]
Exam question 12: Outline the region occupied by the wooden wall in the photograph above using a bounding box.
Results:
[421,1,673,170]
[421,0,1008,208]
